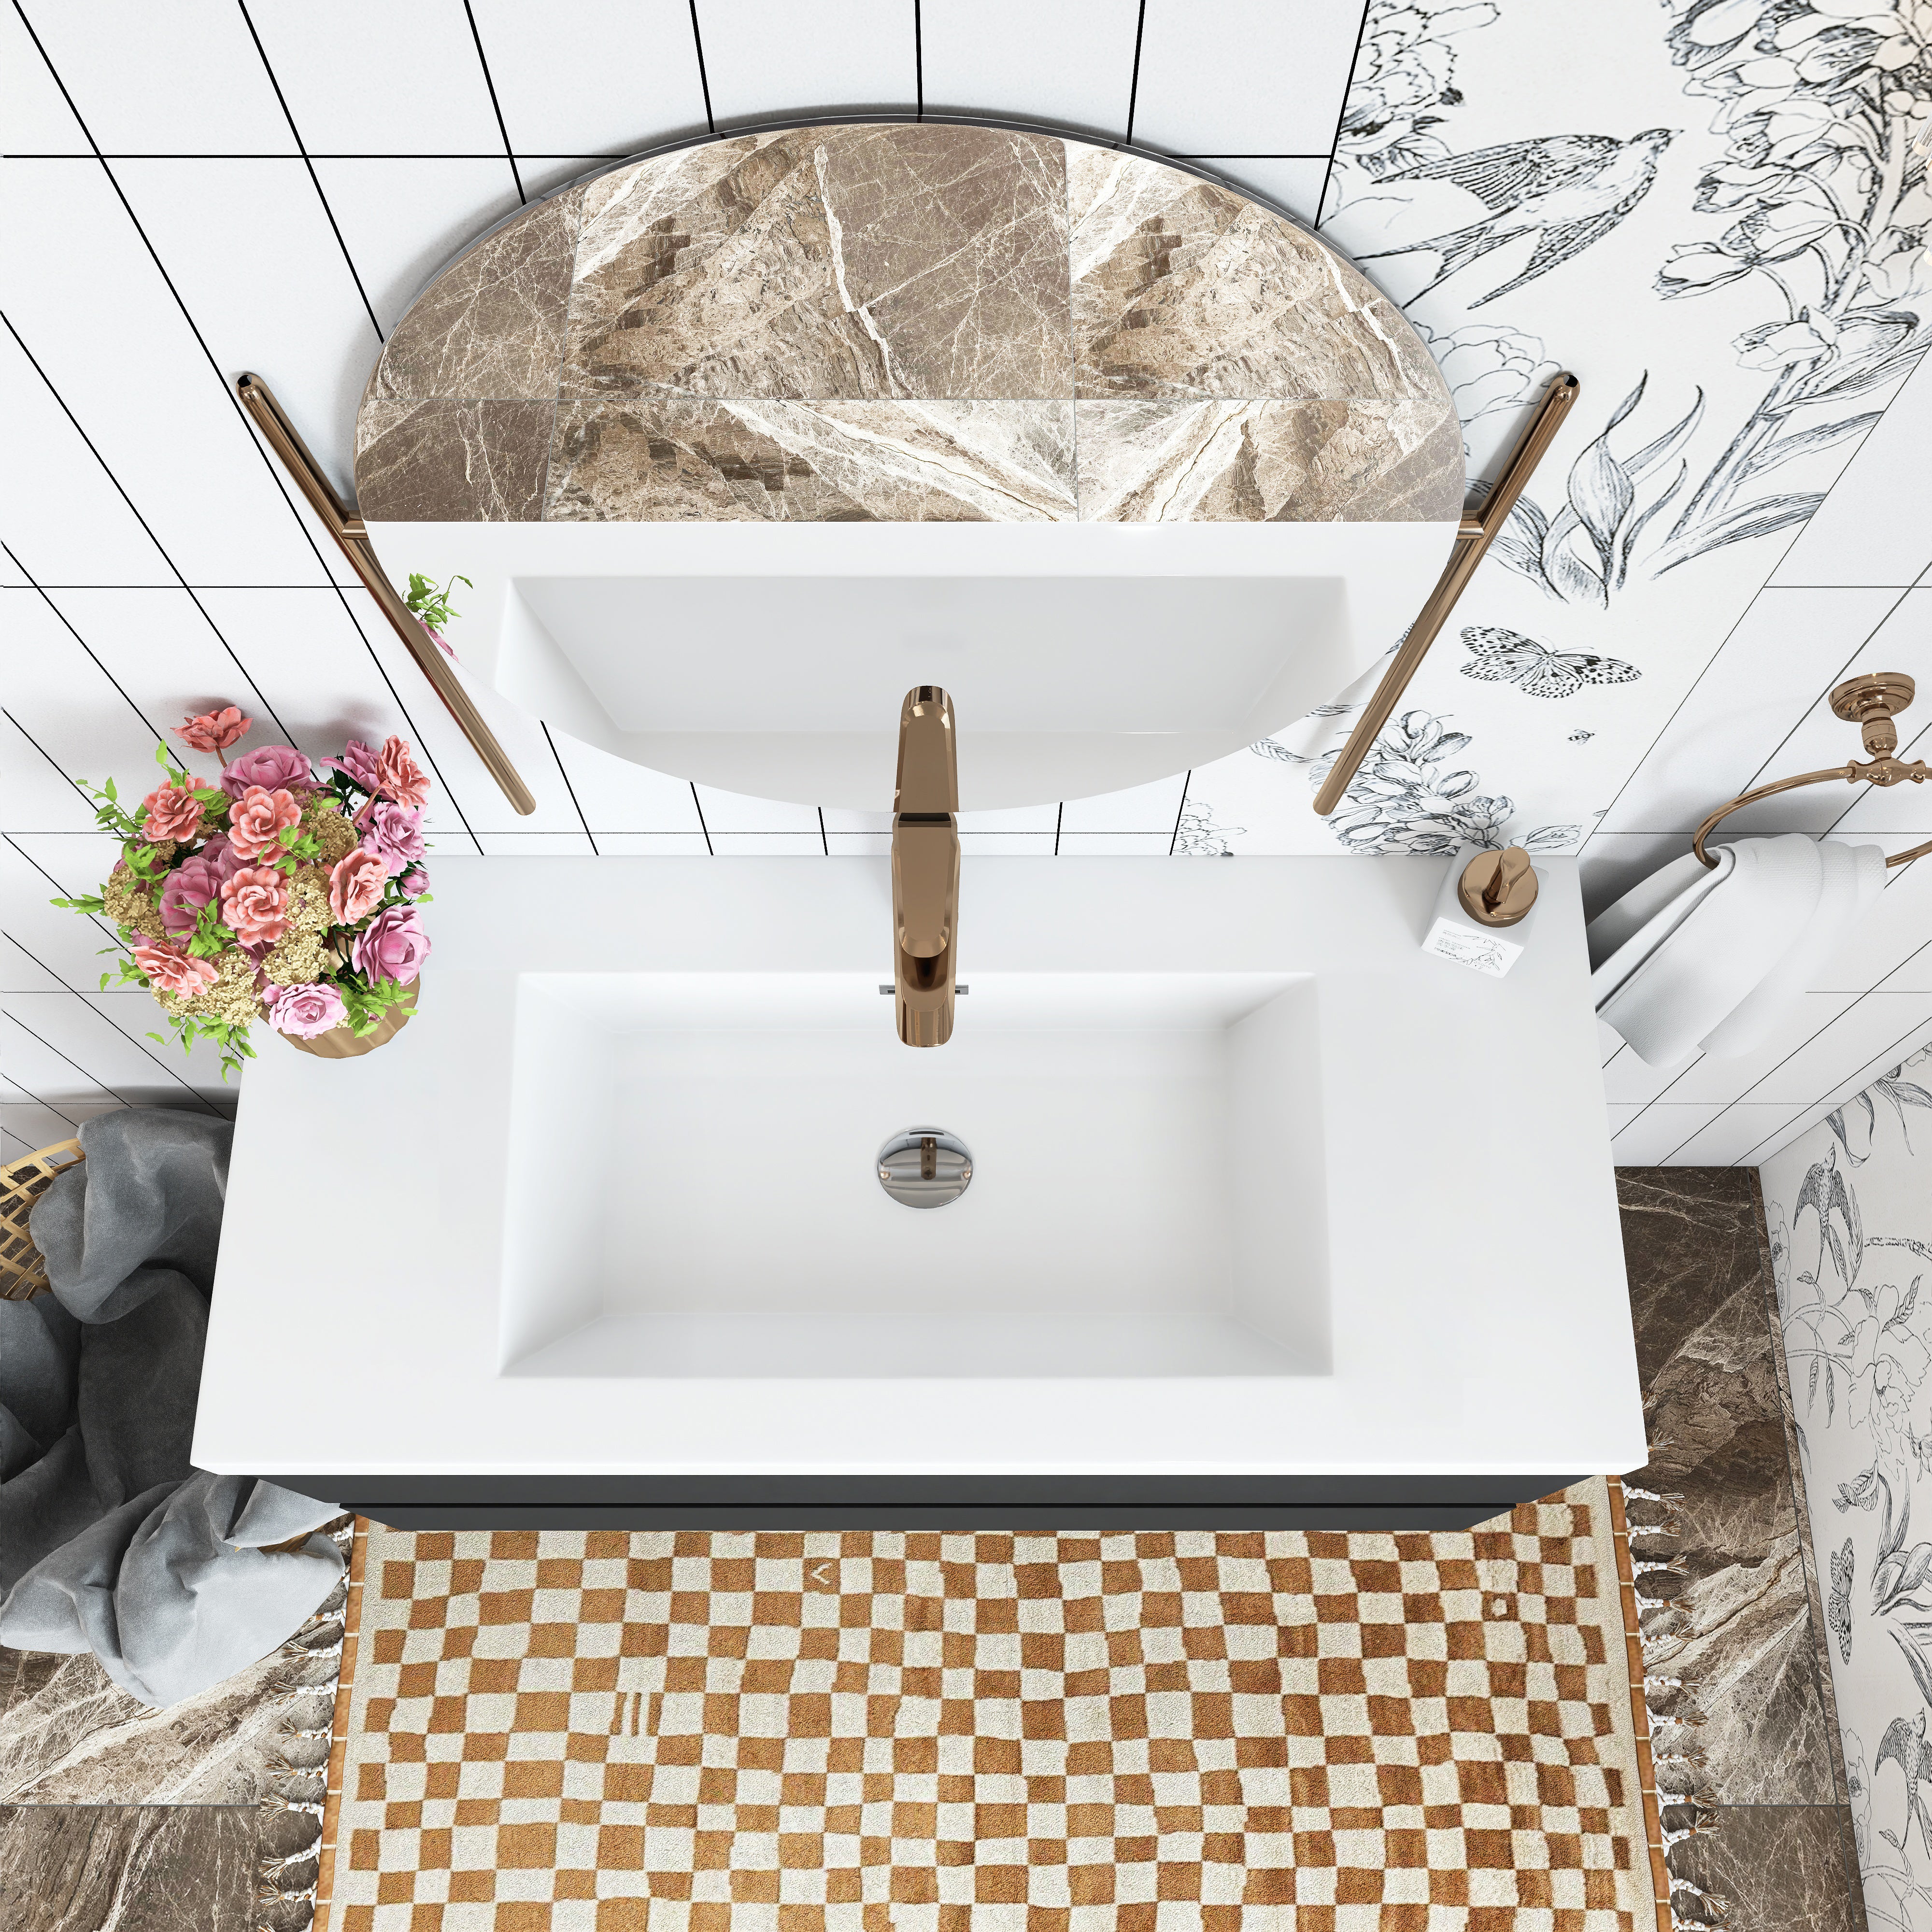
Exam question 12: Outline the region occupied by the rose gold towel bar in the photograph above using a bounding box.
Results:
[1691,672,1930,868]
[1312,372,1578,816]
[236,373,537,816]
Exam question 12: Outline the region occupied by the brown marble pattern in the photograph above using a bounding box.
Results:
[1619,1168,1836,1807]
[545,398,1077,522]
[354,398,554,522]
[0,1804,259,1930]
[1074,398,1464,523]
[365,188,584,403]
[1066,147,1449,407]
[1668,1804,1862,1932]
[562,128,1072,401]
[351,124,1463,525]
[0,1645,287,1804]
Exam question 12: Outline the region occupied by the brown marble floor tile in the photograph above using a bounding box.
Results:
[1073,397,1462,522]
[354,398,554,521]
[1618,1169,1836,1806]
[561,125,1073,401]
[544,398,1077,522]
[0,1647,287,1804]
[0,1804,258,1931]
[1669,1804,1862,1932]
[1066,146,1449,405]
[365,187,584,403]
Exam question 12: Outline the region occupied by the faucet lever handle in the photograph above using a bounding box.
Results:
[895,686,958,816]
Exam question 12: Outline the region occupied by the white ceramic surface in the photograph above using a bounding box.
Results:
[369,521,1455,810]
[196,856,1644,1477]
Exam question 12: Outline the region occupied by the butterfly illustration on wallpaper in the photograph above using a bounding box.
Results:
[1828,1537,1854,1664]
[1459,625,1641,699]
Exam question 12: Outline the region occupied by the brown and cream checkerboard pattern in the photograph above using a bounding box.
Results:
[322,1484,1648,1932]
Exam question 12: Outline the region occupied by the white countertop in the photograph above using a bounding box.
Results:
[194,856,1644,1480]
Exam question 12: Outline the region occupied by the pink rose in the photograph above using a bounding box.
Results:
[360,800,425,876]
[400,867,429,896]
[322,739,382,793]
[220,867,288,946]
[133,942,219,998]
[221,744,313,800]
[175,707,251,755]
[227,785,302,862]
[141,781,205,844]
[159,838,241,935]
[264,980,345,1039]
[373,736,430,809]
[353,905,430,985]
[329,847,388,925]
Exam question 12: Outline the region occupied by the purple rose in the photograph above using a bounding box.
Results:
[158,835,243,934]
[352,906,431,985]
[322,738,382,794]
[221,743,314,800]
[400,867,429,896]
[360,800,426,877]
[264,980,345,1039]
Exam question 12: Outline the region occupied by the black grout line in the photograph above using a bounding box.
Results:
[6,12,347,595]
[0,1067,79,1130]
[1123,1,1148,145]
[2,1010,142,1113]
[1,706,119,821]
[540,721,597,854]
[818,807,830,856]
[1053,801,1064,856]
[6,561,187,744]
[233,1,387,342]
[1167,771,1191,855]
[1315,1,1373,230]
[460,0,525,203]
[2,321,300,742]
[57,978,227,1115]
[687,0,715,134]
[690,783,713,854]
[913,0,923,119]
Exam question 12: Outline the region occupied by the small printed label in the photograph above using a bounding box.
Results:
[1423,916,1523,978]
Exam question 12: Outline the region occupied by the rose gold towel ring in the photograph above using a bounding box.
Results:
[1690,672,1932,869]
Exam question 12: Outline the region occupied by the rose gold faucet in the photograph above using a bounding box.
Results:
[892,687,959,1048]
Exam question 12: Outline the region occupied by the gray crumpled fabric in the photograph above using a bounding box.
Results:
[0,1109,342,1707]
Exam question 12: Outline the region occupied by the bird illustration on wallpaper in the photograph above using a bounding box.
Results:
[1355,128,1676,305]
[1323,0,1929,604]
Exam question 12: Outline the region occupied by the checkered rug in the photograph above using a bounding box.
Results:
[316,1483,1657,1931]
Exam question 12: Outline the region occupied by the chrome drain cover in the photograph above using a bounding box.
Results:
[877,1127,973,1208]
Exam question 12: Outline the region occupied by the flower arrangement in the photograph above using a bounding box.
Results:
[53,707,434,1077]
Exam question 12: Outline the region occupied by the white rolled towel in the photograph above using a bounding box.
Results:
[1588,833,1880,1069]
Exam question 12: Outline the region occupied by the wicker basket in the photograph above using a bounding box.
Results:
[0,1138,85,1301]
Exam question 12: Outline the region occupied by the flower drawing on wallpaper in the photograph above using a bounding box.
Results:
[1254,708,1579,854]
[1415,322,1563,443]
[1504,0,1931,597]
[1171,796,1244,856]
[1329,0,1501,185]
[1833,1049,1932,1161]
[1458,623,1641,696]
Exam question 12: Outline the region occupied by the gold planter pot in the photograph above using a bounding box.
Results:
[267,982,419,1060]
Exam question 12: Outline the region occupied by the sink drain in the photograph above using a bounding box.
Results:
[877,1127,973,1208]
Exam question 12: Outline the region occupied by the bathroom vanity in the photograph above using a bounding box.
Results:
[194,121,1644,1527]
[196,853,1644,1529]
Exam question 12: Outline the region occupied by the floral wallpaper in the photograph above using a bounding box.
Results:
[1188,0,1931,855]
[1762,1043,1932,1932]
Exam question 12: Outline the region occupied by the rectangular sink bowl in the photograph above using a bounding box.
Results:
[502,972,1327,1381]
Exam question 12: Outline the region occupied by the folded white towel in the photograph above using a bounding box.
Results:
[1699,838,1885,1058]
[1590,833,1826,1068]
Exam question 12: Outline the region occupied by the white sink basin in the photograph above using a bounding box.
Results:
[503,972,1326,1380]
[197,856,1645,1520]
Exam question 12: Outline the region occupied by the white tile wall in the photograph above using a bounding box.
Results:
[4,2,1927,1174]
